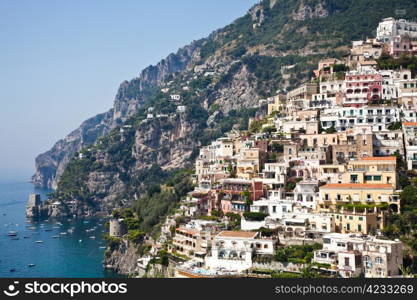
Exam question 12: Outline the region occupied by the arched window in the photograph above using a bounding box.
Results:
[229,251,238,259]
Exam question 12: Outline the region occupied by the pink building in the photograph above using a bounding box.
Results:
[345,72,382,107]
[208,179,264,215]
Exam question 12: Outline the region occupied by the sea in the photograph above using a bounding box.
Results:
[0,181,118,278]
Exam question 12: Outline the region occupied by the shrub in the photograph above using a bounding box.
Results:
[243,212,268,221]
[127,229,145,244]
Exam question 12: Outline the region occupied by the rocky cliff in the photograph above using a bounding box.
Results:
[104,241,142,276]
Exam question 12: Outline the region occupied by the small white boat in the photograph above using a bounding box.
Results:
[28,264,35,267]
[35,240,43,243]
[60,232,67,235]
[89,236,96,239]
[79,239,82,242]
[52,236,59,238]
[99,246,106,249]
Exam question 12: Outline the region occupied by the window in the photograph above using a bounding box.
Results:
[373,175,382,181]
[358,224,362,231]
[325,194,329,201]
[365,175,373,181]
[364,256,372,268]
[344,257,350,267]
[346,223,350,231]
[375,257,383,264]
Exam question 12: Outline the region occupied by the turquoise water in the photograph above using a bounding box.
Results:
[0,181,117,278]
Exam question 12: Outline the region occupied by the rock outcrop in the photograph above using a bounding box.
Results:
[292,2,329,21]
[104,241,141,276]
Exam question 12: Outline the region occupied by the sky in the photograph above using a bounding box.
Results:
[0,0,257,182]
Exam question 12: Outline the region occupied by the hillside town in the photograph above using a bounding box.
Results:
[109,17,417,278]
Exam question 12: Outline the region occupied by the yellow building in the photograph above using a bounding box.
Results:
[342,157,397,188]
[267,94,286,115]
[318,183,400,234]
[299,132,342,148]
[332,211,378,235]
[236,148,262,180]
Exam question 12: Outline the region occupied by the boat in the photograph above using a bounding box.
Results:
[60,232,67,235]
[99,246,106,249]
[52,236,59,238]
[7,231,18,236]
[79,239,82,242]
[28,264,35,267]
[35,240,43,243]
[89,236,95,239]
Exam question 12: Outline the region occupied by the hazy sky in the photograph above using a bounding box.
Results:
[0,0,257,182]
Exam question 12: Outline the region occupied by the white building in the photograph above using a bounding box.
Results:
[313,233,403,278]
[320,106,399,132]
[293,180,319,210]
[403,122,417,170]
[205,231,277,272]
[258,163,287,188]
[177,105,186,113]
[376,17,417,42]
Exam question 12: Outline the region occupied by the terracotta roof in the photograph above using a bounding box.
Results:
[321,183,393,189]
[176,227,199,236]
[403,122,417,126]
[360,60,377,65]
[360,156,396,161]
[217,231,257,239]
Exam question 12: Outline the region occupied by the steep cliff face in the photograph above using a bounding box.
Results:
[112,42,201,123]
[32,110,114,189]
[48,113,199,218]
[104,242,141,276]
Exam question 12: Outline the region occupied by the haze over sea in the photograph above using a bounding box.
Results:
[0,181,117,278]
